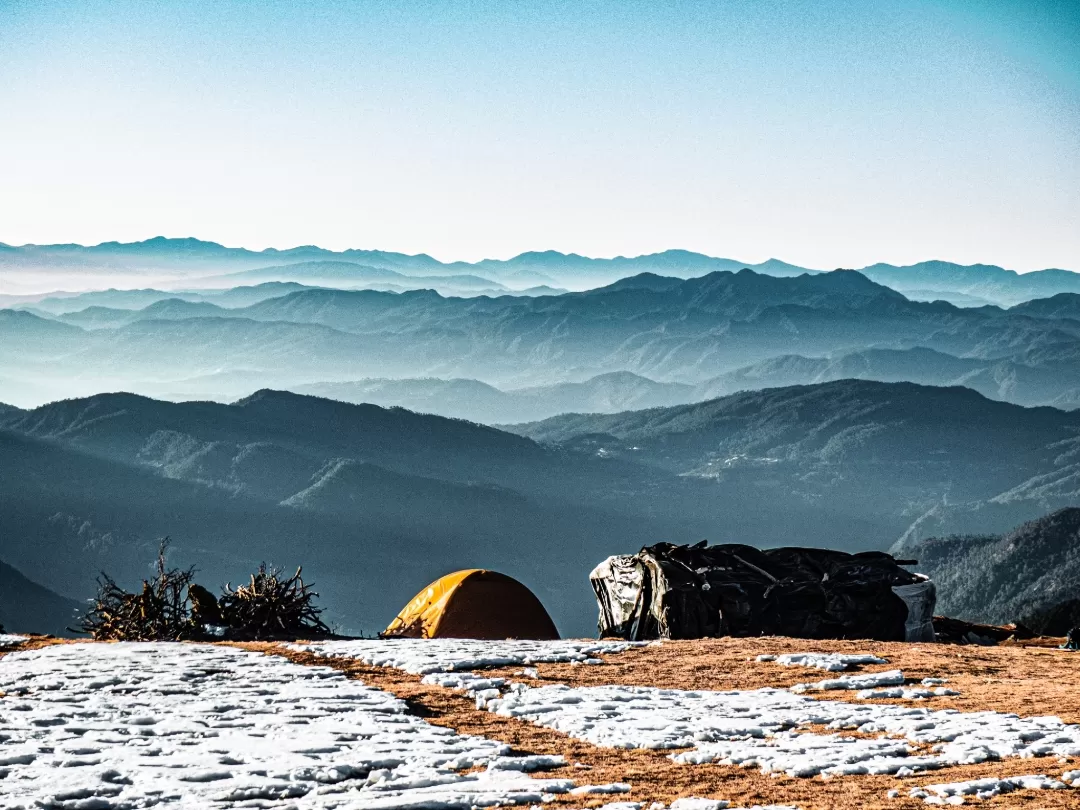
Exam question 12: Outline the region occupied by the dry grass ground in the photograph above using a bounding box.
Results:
[253,638,1080,810]
[0,635,72,655]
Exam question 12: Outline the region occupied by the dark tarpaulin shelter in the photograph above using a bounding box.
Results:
[590,542,935,642]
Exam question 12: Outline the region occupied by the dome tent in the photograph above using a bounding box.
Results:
[383,569,559,639]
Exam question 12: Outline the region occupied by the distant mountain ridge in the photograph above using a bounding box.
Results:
[507,379,1080,543]
[6,267,1080,409]
[0,559,81,637]
[297,372,695,424]
[860,261,1080,307]
[4,236,1077,304]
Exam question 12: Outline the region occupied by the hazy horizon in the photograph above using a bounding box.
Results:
[1,235,1076,277]
[3,1,1078,271]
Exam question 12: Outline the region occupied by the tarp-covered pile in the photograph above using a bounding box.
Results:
[591,541,935,642]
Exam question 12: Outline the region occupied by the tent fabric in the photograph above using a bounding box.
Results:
[591,542,935,642]
[383,569,560,640]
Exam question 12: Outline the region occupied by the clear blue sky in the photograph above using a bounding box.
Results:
[1,0,1077,269]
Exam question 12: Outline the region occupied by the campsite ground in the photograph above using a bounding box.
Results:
[274,636,1080,810]
[3,636,1079,809]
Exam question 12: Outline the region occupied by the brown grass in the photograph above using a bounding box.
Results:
[0,635,73,657]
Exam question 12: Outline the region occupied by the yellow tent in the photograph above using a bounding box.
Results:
[383,569,560,640]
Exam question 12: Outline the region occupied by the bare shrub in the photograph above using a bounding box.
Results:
[79,538,197,641]
[218,564,331,640]
[77,541,332,641]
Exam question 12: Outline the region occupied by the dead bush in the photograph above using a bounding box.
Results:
[218,564,331,640]
[77,541,332,641]
[79,538,197,641]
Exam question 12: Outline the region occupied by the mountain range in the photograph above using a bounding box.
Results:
[2,380,1079,633]
[294,373,695,425]
[0,390,681,636]
[0,559,81,637]
[5,268,1080,410]
[293,341,1080,423]
[6,236,1080,635]
[507,379,1080,548]
[4,237,1079,305]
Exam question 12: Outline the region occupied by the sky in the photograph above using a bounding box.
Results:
[1,0,1078,270]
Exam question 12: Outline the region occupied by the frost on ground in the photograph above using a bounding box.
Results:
[295,638,645,674]
[789,671,958,701]
[0,634,28,648]
[790,669,905,693]
[762,653,888,672]
[478,682,1080,779]
[857,687,960,701]
[908,773,1071,804]
[0,643,577,809]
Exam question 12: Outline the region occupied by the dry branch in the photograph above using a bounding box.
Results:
[218,563,331,640]
[78,538,197,641]
[77,541,333,641]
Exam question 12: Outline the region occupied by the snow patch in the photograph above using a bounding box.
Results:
[0,633,28,648]
[670,799,731,810]
[857,687,959,701]
[295,638,645,674]
[791,669,904,693]
[571,782,633,794]
[773,653,888,672]
[0,642,578,808]
[481,681,1080,779]
[667,799,799,810]
[908,773,1069,803]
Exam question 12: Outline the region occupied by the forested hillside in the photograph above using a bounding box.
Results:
[893,509,1080,625]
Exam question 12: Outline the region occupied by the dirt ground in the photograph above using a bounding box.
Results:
[4,636,1079,808]
[258,637,1080,810]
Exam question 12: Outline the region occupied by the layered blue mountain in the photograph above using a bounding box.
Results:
[5,237,1078,304]
[3,381,1080,631]
[5,268,1080,409]
[0,558,81,636]
[0,391,678,636]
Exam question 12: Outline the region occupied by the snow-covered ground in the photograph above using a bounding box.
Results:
[667,800,797,810]
[0,634,27,648]
[294,638,646,674]
[579,800,797,810]
[479,682,1080,778]
[0,643,578,809]
[10,638,1073,807]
